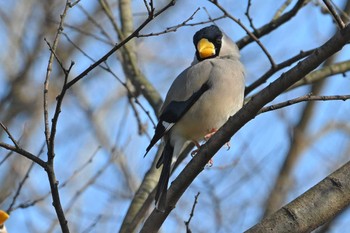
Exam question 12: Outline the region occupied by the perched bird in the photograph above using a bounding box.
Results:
[0,210,9,233]
[145,25,245,211]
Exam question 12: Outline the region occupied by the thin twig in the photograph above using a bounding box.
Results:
[69,0,80,7]
[43,0,69,149]
[43,1,73,232]
[237,0,307,49]
[59,146,101,189]
[245,0,257,32]
[7,143,45,214]
[137,8,201,37]
[143,0,151,14]
[0,142,47,169]
[245,49,315,95]
[0,122,20,148]
[323,0,346,29]
[65,0,176,90]
[61,21,113,45]
[0,150,13,166]
[48,61,74,161]
[13,147,101,211]
[273,0,293,20]
[0,123,47,168]
[184,192,200,233]
[61,31,157,127]
[81,214,103,233]
[77,4,115,43]
[44,38,67,75]
[210,0,277,68]
[64,155,114,214]
[259,93,350,114]
[128,97,147,135]
[103,62,157,127]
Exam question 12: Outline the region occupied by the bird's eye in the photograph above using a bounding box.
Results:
[216,37,222,44]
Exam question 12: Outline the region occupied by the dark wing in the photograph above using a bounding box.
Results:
[144,82,210,156]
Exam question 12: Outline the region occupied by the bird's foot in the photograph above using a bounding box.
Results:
[204,128,217,141]
[206,159,213,167]
[190,148,199,157]
[225,141,231,150]
[205,128,231,151]
[190,140,201,157]
[190,140,214,167]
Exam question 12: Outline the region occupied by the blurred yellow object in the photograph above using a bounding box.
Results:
[0,210,9,233]
[0,210,8,225]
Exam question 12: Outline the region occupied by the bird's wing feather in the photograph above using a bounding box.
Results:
[144,82,210,156]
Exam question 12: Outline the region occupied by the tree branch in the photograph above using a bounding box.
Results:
[259,94,350,113]
[184,192,200,233]
[245,49,315,95]
[290,60,350,89]
[236,0,307,49]
[210,0,276,68]
[246,161,350,233]
[323,0,346,29]
[64,0,176,113]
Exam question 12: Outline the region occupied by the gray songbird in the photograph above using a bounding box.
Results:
[145,25,245,211]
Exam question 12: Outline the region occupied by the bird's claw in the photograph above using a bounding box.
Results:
[191,148,199,157]
[205,159,213,167]
[225,141,231,150]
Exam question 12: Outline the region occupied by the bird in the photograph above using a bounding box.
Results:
[144,25,245,211]
[0,210,9,233]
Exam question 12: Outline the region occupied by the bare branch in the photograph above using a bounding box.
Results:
[323,0,346,29]
[0,122,47,168]
[7,144,44,214]
[0,142,46,169]
[210,0,277,68]
[184,192,200,233]
[290,60,350,90]
[0,122,20,148]
[245,49,315,95]
[246,161,350,232]
[77,4,115,43]
[245,0,257,32]
[65,0,176,90]
[137,8,201,37]
[259,94,350,114]
[44,38,67,75]
[237,0,307,49]
[43,1,73,232]
[43,0,70,148]
[273,0,293,20]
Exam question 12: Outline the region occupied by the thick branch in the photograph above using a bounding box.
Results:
[246,161,350,233]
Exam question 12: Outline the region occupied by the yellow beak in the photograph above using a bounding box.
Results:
[197,38,215,59]
[0,210,9,225]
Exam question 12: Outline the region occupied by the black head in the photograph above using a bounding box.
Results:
[193,25,223,61]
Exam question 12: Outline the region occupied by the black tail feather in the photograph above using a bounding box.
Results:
[144,121,166,157]
[155,141,173,212]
